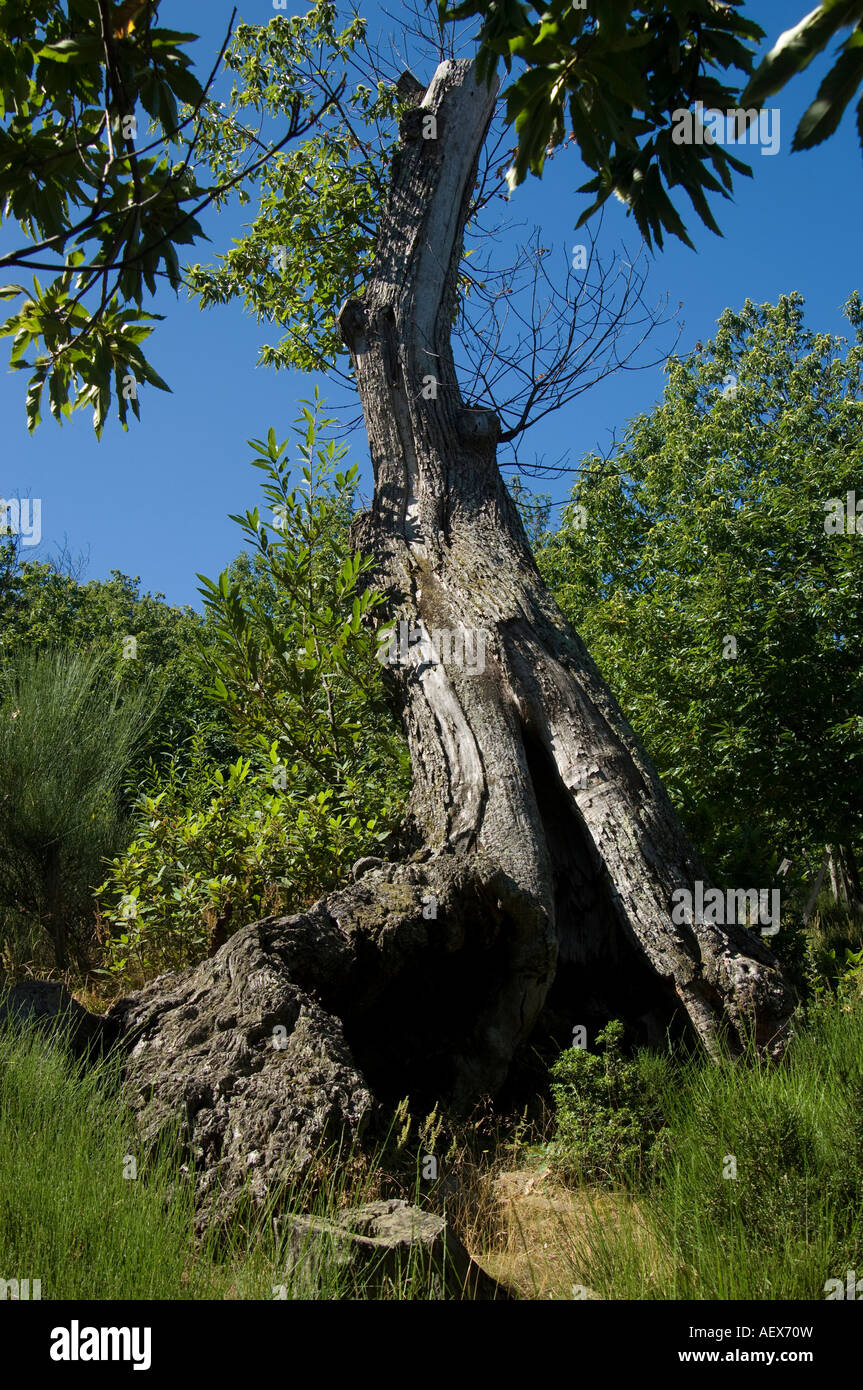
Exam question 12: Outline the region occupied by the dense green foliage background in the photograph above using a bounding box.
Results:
[537,292,863,895]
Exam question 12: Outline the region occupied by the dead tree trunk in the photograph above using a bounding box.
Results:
[108,62,796,1227]
[338,59,794,1092]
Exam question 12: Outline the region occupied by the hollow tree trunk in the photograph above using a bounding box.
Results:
[338,59,794,1092]
[107,63,797,1230]
[803,849,830,924]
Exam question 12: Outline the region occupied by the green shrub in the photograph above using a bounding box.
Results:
[805,896,863,995]
[96,743,404,980]
[0,646,159,971]
[548,1020,669,1188]
[0,548,228,783]
[195,394,406,802]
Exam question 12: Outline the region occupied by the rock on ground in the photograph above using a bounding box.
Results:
[0,980,116,1058]
[107,908,374,1234]
[277,1198,508,1299]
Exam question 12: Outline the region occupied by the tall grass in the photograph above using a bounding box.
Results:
[0,1021,219,1298]
[0,1016,472,1299]
[557,993,863,1299]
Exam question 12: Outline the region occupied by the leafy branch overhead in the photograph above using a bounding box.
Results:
[184,10,675,452]
[436,0,766,249]
[184,9,407,380]
[437,0,863,248]
[742,0,863,152]
[0,0,338,435]
[4,2,862,436]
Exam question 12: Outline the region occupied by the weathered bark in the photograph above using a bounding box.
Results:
[826,844,861,912]
[109,67,796,1223]
[828,845,845,905]
[336,58,794,1089]
[107,853,539,1228]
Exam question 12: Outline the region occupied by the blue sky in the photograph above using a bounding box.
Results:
[2,0,862,609]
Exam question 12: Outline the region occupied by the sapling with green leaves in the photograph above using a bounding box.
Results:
[195,393,406,802]
[97,400,409,979]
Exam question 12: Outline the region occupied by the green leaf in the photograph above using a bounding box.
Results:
[36,37,104,65]
[792,30,863,149]
[744,1,863,105]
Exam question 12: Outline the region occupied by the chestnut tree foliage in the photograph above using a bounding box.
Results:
[437,0,863,247]
[0,0,340,433]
